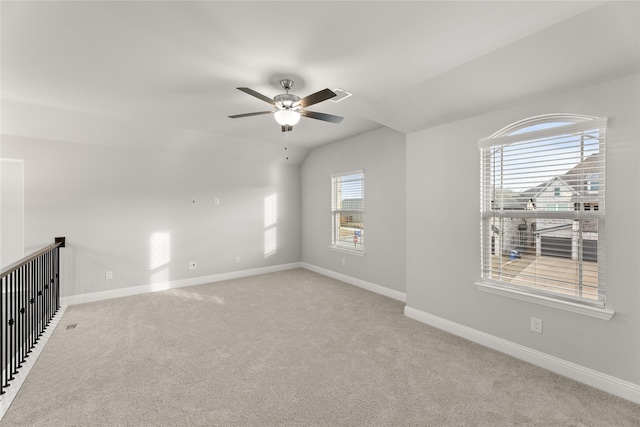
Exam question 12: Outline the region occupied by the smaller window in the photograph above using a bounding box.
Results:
[554,187,561,196]
[331,170,364,252]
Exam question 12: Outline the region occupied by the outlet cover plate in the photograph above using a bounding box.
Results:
[531,317,543,333]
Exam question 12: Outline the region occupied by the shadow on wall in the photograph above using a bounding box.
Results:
[58,244,132,298]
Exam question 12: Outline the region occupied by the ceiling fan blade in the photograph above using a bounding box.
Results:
[296,88,337,108]
[237,87,275,105]
[228,111,274,119]
[301,110,344,123]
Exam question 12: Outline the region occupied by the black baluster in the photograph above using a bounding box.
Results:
[47,251,52,322]
[16,267,22,369]
[0,275,4,395]
[29,260,36,351]
[36,255,41,339]
[41,251,47,335]
[8,272,14,381]
[25,262,31,357]
[3,274,8,389]
[55,247,60,311]
[20,266,25,367]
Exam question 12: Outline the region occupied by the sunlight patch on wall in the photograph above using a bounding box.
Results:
[150,231,171,285]
[264,227,277,258]
[264,194,277,227]
[264,194,277,258]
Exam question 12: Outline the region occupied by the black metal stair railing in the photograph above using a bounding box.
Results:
[0,237,65,397]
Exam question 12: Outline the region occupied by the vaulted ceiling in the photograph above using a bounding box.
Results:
[2,1,638,163]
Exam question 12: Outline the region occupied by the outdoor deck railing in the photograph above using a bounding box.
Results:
[0,237,65,397]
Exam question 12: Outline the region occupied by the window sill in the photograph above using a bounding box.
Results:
[329,246,365,257]
[475,281,614,320]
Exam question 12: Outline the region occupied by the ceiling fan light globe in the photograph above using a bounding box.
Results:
[274,110,301,126]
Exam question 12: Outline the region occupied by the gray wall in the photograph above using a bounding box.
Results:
[2,135,301,298]
[406,73,639,384]
[0,159,24,265]
[301,127,406,294]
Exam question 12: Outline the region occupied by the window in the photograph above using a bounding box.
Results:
[331,170,364,253]
[478,115,607,312]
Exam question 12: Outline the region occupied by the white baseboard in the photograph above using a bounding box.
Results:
[61,262,302,306]
[0,306,67,421]
[404,305,640,404]
[301,263,406,303]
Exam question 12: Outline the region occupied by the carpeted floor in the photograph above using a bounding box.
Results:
[1,268,638,426]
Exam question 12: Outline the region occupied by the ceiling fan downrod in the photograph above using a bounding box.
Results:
[274,80,300,110]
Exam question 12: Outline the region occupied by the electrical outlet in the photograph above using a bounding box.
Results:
[341,258,346,266]
[235,256,240,264]
[188,261,197,270]
[214,197,220,206]
[530,317,543,334]
[105,271,113,280]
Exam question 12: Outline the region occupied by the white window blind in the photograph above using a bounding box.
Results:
[331,170,364,252]
[479,116,606,306]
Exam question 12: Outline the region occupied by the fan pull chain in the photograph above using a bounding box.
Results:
[284,130,289,160]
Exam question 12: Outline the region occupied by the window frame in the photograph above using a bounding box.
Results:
[330,170,365,255]
[476,114,613,320]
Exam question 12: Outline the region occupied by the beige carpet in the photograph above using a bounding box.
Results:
[1,268,638,426]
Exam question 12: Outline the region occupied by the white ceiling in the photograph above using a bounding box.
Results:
[1,1,638,163]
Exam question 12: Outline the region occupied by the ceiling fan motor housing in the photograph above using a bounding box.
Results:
[274,93,301,110]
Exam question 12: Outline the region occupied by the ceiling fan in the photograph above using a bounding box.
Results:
[228,79,344,132]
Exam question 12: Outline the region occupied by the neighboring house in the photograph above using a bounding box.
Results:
[492,154,599,261]
[337,197,364,245]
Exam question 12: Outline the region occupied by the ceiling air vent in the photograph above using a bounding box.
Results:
[330,88,353,103]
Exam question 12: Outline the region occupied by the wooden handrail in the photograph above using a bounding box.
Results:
[0,237,65,279]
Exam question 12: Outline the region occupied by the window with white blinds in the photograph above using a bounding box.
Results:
[478,115,606,307]
[331,170,364,252]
